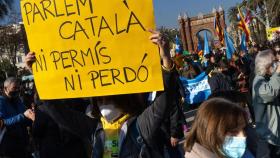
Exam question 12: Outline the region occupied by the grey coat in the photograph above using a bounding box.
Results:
[252,73,280,145]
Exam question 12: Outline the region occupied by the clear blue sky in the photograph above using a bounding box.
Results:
[3,0,242,28]
[153,0,242,28]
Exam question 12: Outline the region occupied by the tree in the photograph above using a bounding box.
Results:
[245,0,267,43]
[241,0,280,43]
[266,0,280,26]
[246,0,280,26]
[0,0,14,19]
[228,6,239,25]
[0,58,17,83]
[0,24,23,67]
[227,6,240,44]
[158,26,180,43]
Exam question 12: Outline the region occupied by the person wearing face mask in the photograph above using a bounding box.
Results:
[0,77,35,158]
[208,91,257,157]
[184,98,250,158]
[24,30,176,158]
[252,49,280,158]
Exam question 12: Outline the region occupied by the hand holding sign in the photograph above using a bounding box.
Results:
[149,29,172,69]
[25,52,36,71]
[21,0,163,99]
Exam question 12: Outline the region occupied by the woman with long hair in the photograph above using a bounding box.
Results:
[185,98,249,158]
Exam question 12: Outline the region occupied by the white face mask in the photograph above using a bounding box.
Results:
[99,104,122,123]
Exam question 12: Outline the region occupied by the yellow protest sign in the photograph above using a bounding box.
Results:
[20,0,163,99]
[266,27,280,41]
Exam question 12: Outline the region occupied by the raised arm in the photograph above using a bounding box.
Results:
[137,30,177,144]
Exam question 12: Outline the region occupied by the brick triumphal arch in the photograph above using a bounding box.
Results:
[178,10,225,52]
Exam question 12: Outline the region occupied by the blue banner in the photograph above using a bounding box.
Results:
[180,72,211,104]
[224,29,236,60]
[204,32,210,56]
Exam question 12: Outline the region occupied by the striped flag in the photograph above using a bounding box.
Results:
[237,7,250,42]
[214,12,224,46]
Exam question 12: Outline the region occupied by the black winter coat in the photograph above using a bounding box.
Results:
[208,71,233,93]
[38,68,177,158]
[33,107,88,158]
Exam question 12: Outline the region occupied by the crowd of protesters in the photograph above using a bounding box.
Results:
[0,29,280,158]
